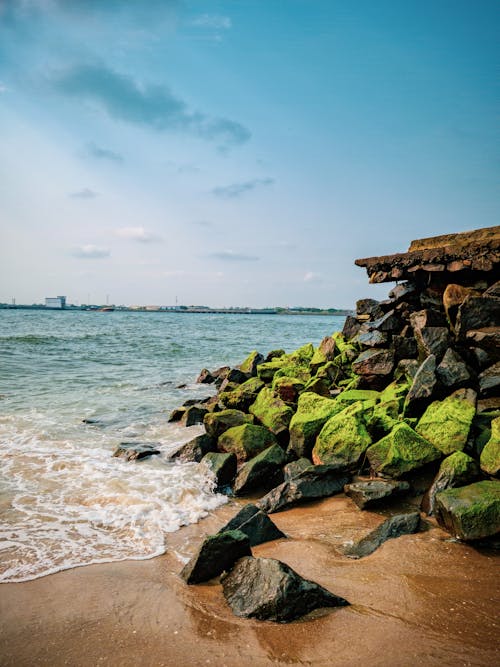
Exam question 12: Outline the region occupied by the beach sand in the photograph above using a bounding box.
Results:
[1,496,498,667]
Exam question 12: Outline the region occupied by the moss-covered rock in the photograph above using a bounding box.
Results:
[233,444,287,496]
[435,480,500,540]
[249,387,294,443]
[201,452,237,487]
[302,376,331,397]
[217,423,277,462]
[416,390,476,455]
[256,359,288,383]
[272,364,311,384]
[367,422,442,478]
[203,409,254,439]
[271,376,305,403]
[288,342,315,365]
[336,388,381,406]
[480,416,500,476]
[218,377,264,411]
[288,392,345,459]
[312,402,372,467]
[238,350,264,376]
[422,451,481,515]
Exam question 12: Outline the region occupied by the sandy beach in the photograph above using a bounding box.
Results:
[1,496,498,667]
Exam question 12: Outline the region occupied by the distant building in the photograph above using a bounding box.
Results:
[45,296,66,309]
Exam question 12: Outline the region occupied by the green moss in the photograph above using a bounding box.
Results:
[379,382,410,411]
[312,401,372,467]
[219,377,265,411]
[288,392,344,458]
[217,423,277,462]
[435,480,500,540]
[288,342,315,365]
[367,422,442,478]
[271,375,305,394]
[336,389,381,404]
[480,416,500,476]
[203,410,254,439]
[256,359,288,383]
[272,364,311,384]
[416,394,476,455]
[238,350,262,374]
[249,387,294,439]
[440,451,479,479]
[302,377,331,396]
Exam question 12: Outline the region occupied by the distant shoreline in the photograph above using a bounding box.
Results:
[0,305,353,316]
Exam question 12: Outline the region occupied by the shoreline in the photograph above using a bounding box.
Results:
[1,495,498,667]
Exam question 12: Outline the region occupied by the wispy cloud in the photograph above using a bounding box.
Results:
[212,178,275,199]
[205,250,260,261]
[114,226,161,243]
[87,142,123,163]
[191,14,232,30]
[70,188,98,199]
[72,245,110,259]
[53,64,250,148]
[304,271,322,283]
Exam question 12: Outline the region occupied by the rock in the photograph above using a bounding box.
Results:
[367,422,442,478]
[182,404,208,426]
[356,298,384,319]
[342,315,361,340]
[288,392,344,459]
[309,336,337,372]
[218,377,265,412]
[283,457,312,480]
[344,480,410,510]
[288,342,315,365]
[410,309,447,331]
[456,295,500,337]
[352,349,394,376]
[395,359,420,382]
[112,442,161,461]
[413,326,449,361]
[258,465,351,513]
[265,349,286,362]
[442,284,477,328]
[196,368,215,384]
[467,329,500,362]
[201,452,237,487]
[272,363,311,384]
[167,406,186,423]
[353,330,390,348]
[249,387,294,443]
[203,409,254,439]
[393,335,418,360]
[367,310,401,333]
[484,281,500,297]
[480,416,500,476]
[170,433,215,463]
[341,512,420,558]
[422,451,481,515]
[238,350,265,376]
[272,376,305,403]
[415,389,476,455]
[256,359,287,383]
[219,504,285,546]
[180,530,251,584]
[212,366,230,387]
[217,423,277,462]
[436,348,472,389]
[479,362,500,396]
[434,480,500,541]
[388,283,417,304]
[302,377,330,397]
[221,556,349,622]
[312,402,372,468]
[404,355,437,414]
[233,444,286,496]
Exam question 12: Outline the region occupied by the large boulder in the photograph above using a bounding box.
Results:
[480,416,500,476]
[455,295,500,337]
[233,444,287,496]
[312,402,372,468]
[288,392,344,459]
[404,354,437,415]
[182,404,209,426]
[203,409,254,440]
[218,504,285,546]
[218,377,265,412]
[258,465,351,513]
[344,480,410,510]
[341,512,420,558]
[434,480,500,541]
[256,359,288,383]
[238,350,264,376]
[367,422,442,478]
[201,452,237,487]
[221,557,349,622]
[170,433,215,463]
[217,423,277,462]
[422,451,481,515]
[352,349,394,376]
[249,387,294,443]
[415,389,476,455]
[413,327,449,362]
[478,362,500,397]
[180,530,251,584]
[436,348,472,389]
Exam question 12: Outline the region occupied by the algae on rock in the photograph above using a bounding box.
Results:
[249,387,294,442]
[480,416,500,476]
[416,390,476,455]
[288,392,345,459]
[312,401,372,467]
[217,423,277,462]
[434,480,500,540]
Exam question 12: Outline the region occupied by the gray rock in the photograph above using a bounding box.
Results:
[233,444,286,496]
[435,481,500,541]
[368,310,401,333]
[180,530,251,584]
[404,355,437,415]
[344,480,410,510]
[456,295,500,336]
[170,434,215,463]
[283,457,312,480]
[201,452,237,487]
[112,442,160,461]
[219,504,285,546]
[341,511,420,558]
[182,404,209,426]
[221,556,349,621]
[342,315,361,340]
[479,362,500,396]
[436,348,472,389]
[356,298,384,320]
[393,335,418,360]
[414,326,449,361]
[196,368,216,384]
[167,406,186,423]
[352,349,395,376]
[422,452,481,516]
[353,330,390,348]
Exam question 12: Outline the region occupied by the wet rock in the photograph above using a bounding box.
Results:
[217,423,277,462]
[344,480,410,510]
[356,298,384,320]
[342,315,361,340]
[480,416,500,476]
[180,530,251,584]
[288,392,343,459]
[456,295,500,337]
[212,366,230,387]
[404,355,437,414]
[283,457,312,480]
[218,377,265,412]
[112,442,161,461]
[238,350,265,376]
[435,480,500,541]
[201,452,237,487]
[196,368,215,384]
[249,387,294,443]
[367,422,442,478]
[258,465,351,513]
[182,404,208,426]
[221,556,349,622]
[352,349,395,376]
[233,444,286,496]
[478,362,500,397]
[422,451,481,515]
[436,348,472,389]
[415,389,476,455]
[225,368,251,385]
[168,406,186,423]
[170,433,215,463]
[341,512,420,558]
[219,504,285,546]
[312,402,372,468]
[203,409,254,439]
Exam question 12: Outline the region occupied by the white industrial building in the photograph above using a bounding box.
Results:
[45,296,66,309]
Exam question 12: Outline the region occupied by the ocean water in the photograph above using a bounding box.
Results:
[0,310,345,582]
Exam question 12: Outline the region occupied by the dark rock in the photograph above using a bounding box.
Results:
[479,362,500,397]
[456,295,500,337]
[410,309,447,332]
[170,434,215,463]
[201,452,237,487]
[302,377,330,397]
[180,530,251,584]
[265,349,286,362]
[182,404,209,426]
[212,366,231,387]
[258,465,351,513]
[388,283,417,304]
[484,281,500,298]
[168,406,186,423]
[238,350,265,376]
[368,310,401,333]
[112,442,161,461]
[436,348,472,389]
[353,330,390,348]
[233,444,287,496]
[468,346,492,371]
[352,349,394,376]
[356,298,384,320]
[219,504,286,546]
[422,451,481,515]
[218,377,265,411]
[435,480,500,541]
[420,286,446,311]
[182,397,212,407]
[413,326,449,361]
[467,329,500,362]
[221,556,349,622]
[342,315,361,340]
[203,409,254,439]
[393,335,418,360]
[404,355,437,414]
[395,359,420,382]
[225,368,251,385]
[344,480,410,510]
[341,512,420,558]
[283,457,312,480]
[274,376,306,402]
[196,368,215,384]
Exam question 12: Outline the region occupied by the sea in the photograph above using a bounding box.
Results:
[0,309,345,583]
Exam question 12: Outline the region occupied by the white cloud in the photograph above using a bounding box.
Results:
[114,226,161,243]
[72,245,110,259]
[304,271,322,282]
[192,14,232,30]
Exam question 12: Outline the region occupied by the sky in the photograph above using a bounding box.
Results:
[0,0,498,308]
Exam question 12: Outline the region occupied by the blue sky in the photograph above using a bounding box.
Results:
[0,0,498,307]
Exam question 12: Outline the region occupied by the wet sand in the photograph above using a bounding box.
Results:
[1,496,498,667]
